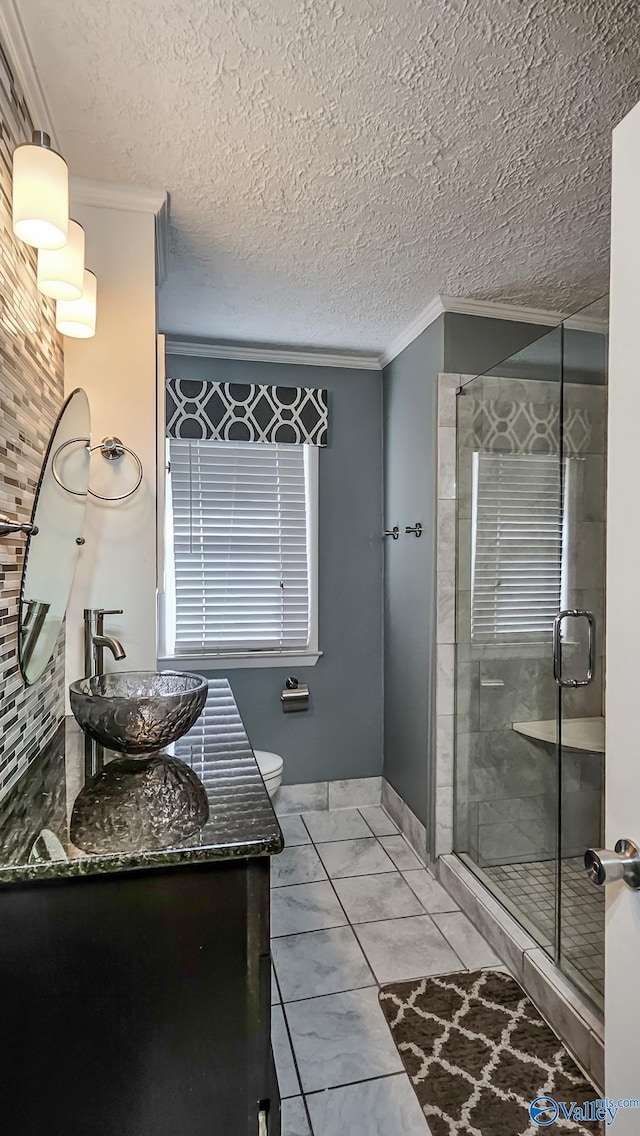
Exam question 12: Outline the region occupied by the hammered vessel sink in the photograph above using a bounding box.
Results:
[69,671,208,756]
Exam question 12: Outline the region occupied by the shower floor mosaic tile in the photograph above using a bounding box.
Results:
[484,856,604,1000]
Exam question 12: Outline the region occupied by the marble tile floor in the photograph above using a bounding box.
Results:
[270,805,503,1136]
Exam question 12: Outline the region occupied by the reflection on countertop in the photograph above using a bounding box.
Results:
[0,679,283,887]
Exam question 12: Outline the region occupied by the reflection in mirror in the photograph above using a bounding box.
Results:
[19,388,91,685]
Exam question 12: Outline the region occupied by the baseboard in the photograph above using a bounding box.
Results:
[273,776,428,866]
[274,777,382,815]
[438,854,604,1092]
[381,779,428,865]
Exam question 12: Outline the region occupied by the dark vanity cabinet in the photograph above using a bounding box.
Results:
[0,682,283,1136]
[0,858,279,1136]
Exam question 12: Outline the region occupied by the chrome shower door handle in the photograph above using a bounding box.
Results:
[553,609,596,688]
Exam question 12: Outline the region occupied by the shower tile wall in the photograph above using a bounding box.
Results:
[0,39,66,800]
[455,376,606,868]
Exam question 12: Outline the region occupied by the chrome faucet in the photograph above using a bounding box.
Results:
[83,608,127,678]
[83,608,127,776]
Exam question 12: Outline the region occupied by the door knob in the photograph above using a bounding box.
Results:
[584,839,640,889]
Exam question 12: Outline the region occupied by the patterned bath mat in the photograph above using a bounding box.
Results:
[380,969,603,1135]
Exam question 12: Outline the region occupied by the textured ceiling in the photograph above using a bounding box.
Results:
[20,0,640,352]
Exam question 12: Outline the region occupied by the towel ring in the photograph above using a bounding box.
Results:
[52,436,143,502]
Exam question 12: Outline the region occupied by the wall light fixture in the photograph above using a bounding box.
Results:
[12,131,69,249]
[56,269,97,339]
[37,219,85,300]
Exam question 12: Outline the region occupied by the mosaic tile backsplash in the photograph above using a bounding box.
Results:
[0,40,66,800]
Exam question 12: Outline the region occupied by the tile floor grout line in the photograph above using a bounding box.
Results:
[277,985,311,1112]
[355,804,400,838]
[278,983,380,1007]
[299,807,374,843]
[303,1068,414,1097]
[313,866,399,882]
[298,813,314,843]
[373,829,426,870]
[298,833,380,845]
[299,1075,316,1136]
[272,958,284,1007]
[300,1075,433,1136]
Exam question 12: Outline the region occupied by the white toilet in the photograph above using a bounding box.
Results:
[254,750,284,799]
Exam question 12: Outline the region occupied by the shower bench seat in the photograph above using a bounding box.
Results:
[512,716,605,753]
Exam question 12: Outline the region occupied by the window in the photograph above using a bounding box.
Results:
[161,439,318,663]
[471,452,569,642]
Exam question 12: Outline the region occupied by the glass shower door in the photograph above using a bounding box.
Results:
[454,325,564,957]
[453,301,608,1009]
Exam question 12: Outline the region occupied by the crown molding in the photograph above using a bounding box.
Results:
[165,337,381,371]
[154,196,170,285]
[561,311,609,335]
[378,296,445,368]
[70,177,170,285]
[438,294,567,328]
[380,293,607,368]
[439,294,608,335]
[70,177,167,215]
[0,0,56,140]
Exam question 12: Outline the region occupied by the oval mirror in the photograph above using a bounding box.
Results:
[19,388,91,684]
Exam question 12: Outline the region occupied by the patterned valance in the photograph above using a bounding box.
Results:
[166,378,328,446]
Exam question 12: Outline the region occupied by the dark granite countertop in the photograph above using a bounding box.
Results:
[0,679,283,886]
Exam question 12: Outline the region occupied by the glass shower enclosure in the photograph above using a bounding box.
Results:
[453,297,607,1009]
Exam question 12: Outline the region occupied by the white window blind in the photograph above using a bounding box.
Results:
[166,439,313,655]
[471,452,566,641]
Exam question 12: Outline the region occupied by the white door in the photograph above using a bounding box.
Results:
[605,97,640,1129]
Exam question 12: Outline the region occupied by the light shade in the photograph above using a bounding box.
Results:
[37,219,85,300]
[56,270,97,339]
[12,131,69,250]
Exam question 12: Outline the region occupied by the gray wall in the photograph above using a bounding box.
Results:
[382,318,444,825]
[382,312,559,828]
[163,353,383,785]
[444,313,551,378]
[445,314,607,386]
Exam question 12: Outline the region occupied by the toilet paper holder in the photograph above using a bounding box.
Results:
[281,676,310,713]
